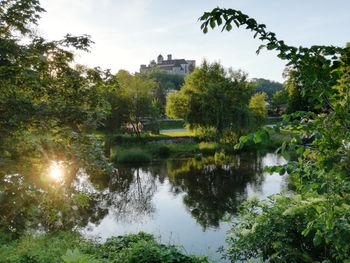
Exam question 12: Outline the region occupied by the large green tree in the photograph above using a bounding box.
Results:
[0,0,112,165]
[166,61,253,136]
[0,0,114,237]
[105,70,160,138]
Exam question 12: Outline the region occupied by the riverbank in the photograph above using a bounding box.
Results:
[0,231,208,263]
[107,131,288,164]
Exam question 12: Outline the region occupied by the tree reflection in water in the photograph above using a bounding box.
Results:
[101,167,157,223]
[0,152,274,238]
[0,160,108,238]
[166,152,265,229]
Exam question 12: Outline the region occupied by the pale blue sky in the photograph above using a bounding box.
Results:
[39,0,350,82]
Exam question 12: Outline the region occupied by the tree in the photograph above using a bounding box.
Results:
[107,70,160,138]
[166,91,188,119]
[270,90,288,115]
[166,60,253,136]
[140,69,185,115]
[0,0,114,236]
[248,92,268,127]
[251,78,283,98]
[200,7,350,262]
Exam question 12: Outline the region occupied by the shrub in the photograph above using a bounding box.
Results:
[0,232,208,263]
[219,130,239,144]
[115,149,151,164]
[0,232,81,263]
[194,127,217,141]
[198,142,218,155]
[148,144,171,158]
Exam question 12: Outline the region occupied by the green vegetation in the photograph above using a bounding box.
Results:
[251,78,283,98]
[166,62,255,138]
[2,0,348,262]
[103,70,161,139]
[114,149,152,164]
[158,119,185,130]
[200,7,350,262]
[270,90,288,115]
[0,232,207,263]
[160,130,195,137]
[248,92,268,127]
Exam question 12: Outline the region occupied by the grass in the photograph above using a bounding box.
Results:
[160,130,195,137]
[158,119,185,130]
[0,232,208,263]
[106,124,292,161]
[113,148,152,164]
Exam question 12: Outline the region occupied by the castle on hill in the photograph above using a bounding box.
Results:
[140,54,195,75]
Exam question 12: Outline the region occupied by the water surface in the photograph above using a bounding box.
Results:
[80,152,287,262]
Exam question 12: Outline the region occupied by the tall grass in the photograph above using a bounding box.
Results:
[114,149,151,164]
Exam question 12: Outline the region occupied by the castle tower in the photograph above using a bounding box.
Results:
[157,54,164,64]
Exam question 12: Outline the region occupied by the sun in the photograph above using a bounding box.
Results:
[49,161,63,181]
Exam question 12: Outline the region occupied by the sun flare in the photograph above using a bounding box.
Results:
[49,162,63,181]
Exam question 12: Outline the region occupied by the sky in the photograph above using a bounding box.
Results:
[38,0,350,82]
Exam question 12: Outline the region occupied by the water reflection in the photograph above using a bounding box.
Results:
[167,153,264,229]
[0,152,286,261]
[0,160,106,237]
[104,168,157,223]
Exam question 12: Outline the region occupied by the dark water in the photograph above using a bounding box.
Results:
[78,152,287,262]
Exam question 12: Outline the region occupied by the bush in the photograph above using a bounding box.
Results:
[0,232,81,263]
[0,232,208,263]
[148,144,171,158]
[115,149,151,164]
[224,195,350,262]
[198,142,218,155]
[219,130,238,144]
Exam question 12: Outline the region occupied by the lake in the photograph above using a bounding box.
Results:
[78,152,287,262]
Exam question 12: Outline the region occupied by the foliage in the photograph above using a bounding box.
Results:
[248,92,268,126]
[0,0,113,177]
[166,91,188,119]
[0,231,82,263]
[104,70,160,138]
[158,119,185,130]
[251,78,283,98]
[270,90,288,115]
[148,144,171,158]
[193,126,218,141]
[0,232,208,263]
[114,149,152,164]
[144,68,185,91]
[166,61,254,136]
[142,69,185,115]
[200,7,350,263]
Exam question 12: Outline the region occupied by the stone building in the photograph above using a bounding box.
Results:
[140,54,195,75]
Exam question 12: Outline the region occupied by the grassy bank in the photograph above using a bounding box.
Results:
[0,232,208,263]
[111,135,286,164]
[107,127,290,164]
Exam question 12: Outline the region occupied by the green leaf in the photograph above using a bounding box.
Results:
[210,19,216,29]
[313,230,323,247]
[240,135,249,144]
[253,133,262,144]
